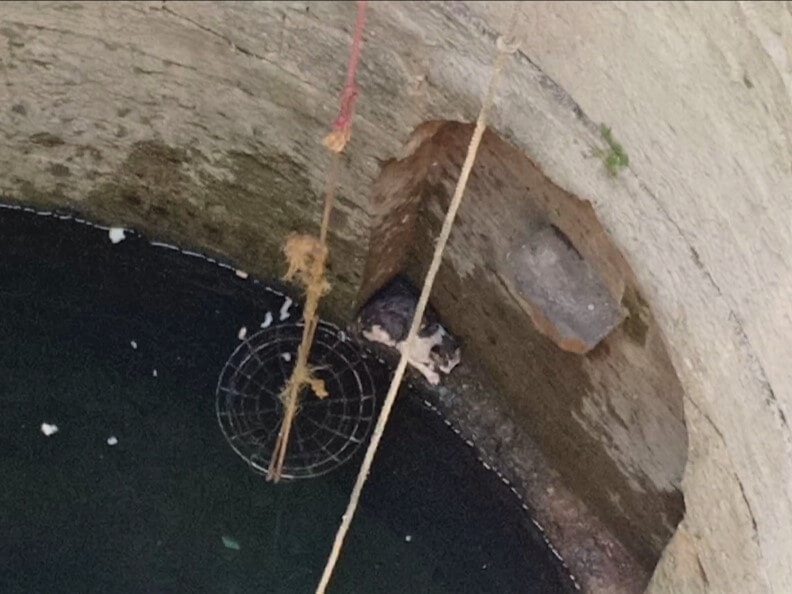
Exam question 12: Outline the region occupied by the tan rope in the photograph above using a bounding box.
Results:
[267,153,341,481]
[315,24,520,594]
[268,0,368,482]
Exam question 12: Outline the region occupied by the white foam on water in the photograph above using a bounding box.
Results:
[108,227,126,244]
[40,422,59,436]
[279,297,293,321]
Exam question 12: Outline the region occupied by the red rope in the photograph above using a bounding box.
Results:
[331,1,368,133]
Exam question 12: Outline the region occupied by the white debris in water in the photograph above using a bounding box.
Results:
[279,297,293,321]
[587,303,595,311]
[282,353,291,362]
[238,326,247,340]
[107,436,118,446]
[260,312,273,329]
[152,369,158,378]
[130,340,138,350]
[108,227,126,244]
[235,269,249,279]
[404,535,412,543]
[40,422,59,436]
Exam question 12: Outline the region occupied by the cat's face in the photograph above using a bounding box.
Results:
[424,323,462,375]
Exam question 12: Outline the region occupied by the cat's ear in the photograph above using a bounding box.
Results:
[421,321,440,335]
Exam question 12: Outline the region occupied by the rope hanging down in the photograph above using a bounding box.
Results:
[267,0,368,482]
[315,18,522,594]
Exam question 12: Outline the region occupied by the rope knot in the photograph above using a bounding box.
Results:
[282,232,331,295]
[324,83,358,153]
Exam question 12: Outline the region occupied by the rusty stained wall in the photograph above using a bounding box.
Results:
[361,122,688,569]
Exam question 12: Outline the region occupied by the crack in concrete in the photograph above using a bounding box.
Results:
[683,391,762,557]
[437,2,595,130]
[727,310,791,431]
[155,2,389,136]
[160,2,260,60]
[158,2,321,91]
[695,553,710,587]
[683,391,726,445]
[5,13,325,129]
[637,180,791,446]
[734,469,760,534]
[3,20,122,54]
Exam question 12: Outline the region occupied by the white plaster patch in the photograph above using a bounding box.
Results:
[107,435,118,446]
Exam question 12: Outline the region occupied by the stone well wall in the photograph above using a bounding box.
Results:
[3,2,791,592]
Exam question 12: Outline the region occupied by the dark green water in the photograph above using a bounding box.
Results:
[0,205,573,593]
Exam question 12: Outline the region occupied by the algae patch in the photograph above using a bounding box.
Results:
[596,124,630,177]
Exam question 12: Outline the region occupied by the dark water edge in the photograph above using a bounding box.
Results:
[0,203,574,594]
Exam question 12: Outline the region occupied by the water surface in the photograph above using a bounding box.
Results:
[0,205,572,593]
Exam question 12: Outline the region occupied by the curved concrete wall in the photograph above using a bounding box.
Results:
[2,2,790,592]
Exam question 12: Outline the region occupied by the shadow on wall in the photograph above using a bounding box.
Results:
[358,121,689,574]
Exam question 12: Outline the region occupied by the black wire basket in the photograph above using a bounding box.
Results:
[216,321,376,480]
